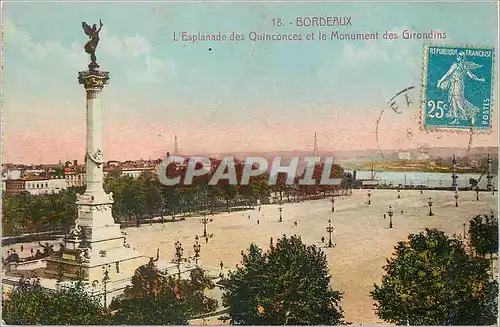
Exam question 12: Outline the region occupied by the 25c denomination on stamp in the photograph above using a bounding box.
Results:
[421,45,494,131]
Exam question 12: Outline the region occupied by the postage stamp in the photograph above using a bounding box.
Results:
[2,2,499,326]
[421,45,494,131]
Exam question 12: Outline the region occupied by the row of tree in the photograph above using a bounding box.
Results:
[3,163,351,236]
[2,266,218,325]
[2,188,83,236]
[3,219,498,325]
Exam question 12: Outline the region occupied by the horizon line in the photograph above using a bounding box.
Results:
[3,145,498,166]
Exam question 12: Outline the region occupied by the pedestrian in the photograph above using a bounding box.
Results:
[384,214,386,219]
[20,245,24,252]
[294,221,298,226]
[257,219,260,225]
[321,236,325,243]
[220,261,224,270]
[205,237,209,244]
[401,210,404,215]
[248,215,250,219]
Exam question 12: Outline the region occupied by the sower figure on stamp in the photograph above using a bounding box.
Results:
[82,20,103,70]
[437,52,485,125]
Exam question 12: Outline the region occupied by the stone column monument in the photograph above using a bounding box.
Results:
[46,21,145,282]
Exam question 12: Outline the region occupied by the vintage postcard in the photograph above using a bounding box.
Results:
[1,1,499,325]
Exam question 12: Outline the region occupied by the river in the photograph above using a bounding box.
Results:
[350,170,497,189]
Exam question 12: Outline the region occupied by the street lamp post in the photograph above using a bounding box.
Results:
[331,198,335,212]
[175,241,184,279]
[476,186,480,201]
[452,155,458,192]
[326,219,335,248]
[278,202,283,222]
[368,190,372,205]
[454,191,459,207]
[388,206,393,228]
[428,197,434,216]
[201,212,210,238]
[193,235,201,267]
[102,264,111,309]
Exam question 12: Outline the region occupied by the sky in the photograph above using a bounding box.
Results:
[2,1,499,164]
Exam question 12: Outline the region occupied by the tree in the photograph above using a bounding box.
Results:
[468,214,498,258]
[2,278,108,325]
[110,294,188,325]
[110,262,218,325]
[371,228,498,325]
[221,234,346,325]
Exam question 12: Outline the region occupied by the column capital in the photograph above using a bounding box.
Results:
[78,70,110,91]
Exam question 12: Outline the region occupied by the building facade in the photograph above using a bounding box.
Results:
[4,176,67,195]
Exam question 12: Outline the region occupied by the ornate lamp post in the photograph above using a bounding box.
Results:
[428,197,434,216]
[476,186,480,201]
[454,191,459,207]
[326,219,335,248]
[193,235,201,267]
[331,197,335,212]
[486,153,493,191]
[102,264,111,308]
[278,202,283,222]
[367,190,372,205]
[174,241,184,279]
[201,212,211,238]
[452,154,458,192]
[388,206,393,228]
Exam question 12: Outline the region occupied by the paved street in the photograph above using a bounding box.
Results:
[124,189,497,324]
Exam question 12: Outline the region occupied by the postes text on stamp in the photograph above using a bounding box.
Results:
[422,45,494,131]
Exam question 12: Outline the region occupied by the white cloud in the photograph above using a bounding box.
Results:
[98,28,176,83]
[4,18,86,71]
[99,29,124,58]
[124,35,152,57]
[126,56,177,83]
[341,41,392,65]
[4,19,177,84]
[99,29,152,58]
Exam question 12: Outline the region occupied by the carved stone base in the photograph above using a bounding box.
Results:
[45,250,146,282]
[44,190,147,282]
